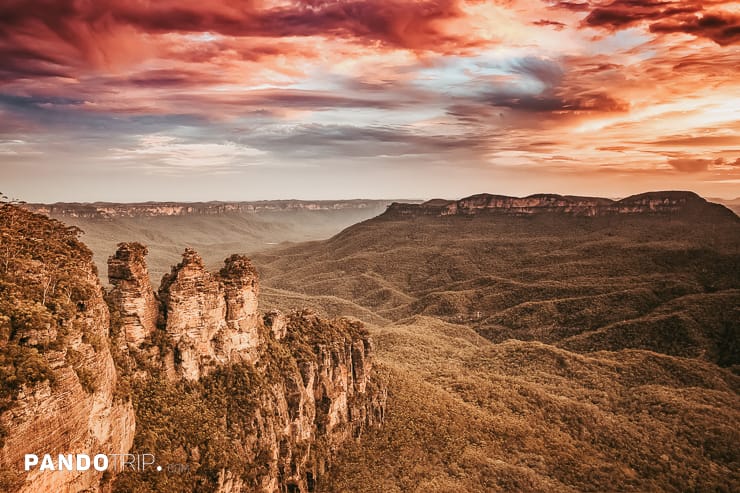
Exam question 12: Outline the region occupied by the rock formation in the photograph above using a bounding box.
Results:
[219,254,262,361]
[264,310,288,340]
[199,311,386,493]
[1,205,386,493]
[153,248,261,380]
[105,245,386,492]
[384,191,738,219]
[0,287,136,493]
[109,245,266,380]
[107,242,158,347]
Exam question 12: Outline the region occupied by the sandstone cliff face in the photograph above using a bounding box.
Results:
[155,248,262,381]
[0,205,135,493]
[384,191,737,219]
[219,255,262,363]
[207,312,386,493]
[25,200,392,219]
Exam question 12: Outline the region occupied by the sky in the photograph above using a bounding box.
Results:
[0,0,739,202]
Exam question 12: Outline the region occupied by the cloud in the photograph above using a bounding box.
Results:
[126,69,228,88]
[584,1,703,29]
[109,134,266,172]
[712,157,740,168]
[509,56,564,88]
[650,12,740,46]
[481,91,627,113]
[477,56,628,114]
[550,0,740,46]
[0,0,490,84]
[158,89,405,115]
[533,19,568,30]
[232,122,496,160]
[550,1,590,12]
[667,155,740,172]
[667,157,712,172]
[649,135,740,146]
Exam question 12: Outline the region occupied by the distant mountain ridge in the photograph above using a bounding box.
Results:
[384,191,738,219]
[19,200,410,283]
[24,199,400,219]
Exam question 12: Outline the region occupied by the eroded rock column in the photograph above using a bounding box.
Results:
[107,242,158,347]
[158,249,263,380]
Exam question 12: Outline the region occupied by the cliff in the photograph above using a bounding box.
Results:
[24,200,393,219]
[0,204,135,492]
[107,244,386,492]
[383,191,738,220]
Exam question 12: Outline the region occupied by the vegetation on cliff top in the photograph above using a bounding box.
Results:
[0,200,102,423]
[254,211,740,370]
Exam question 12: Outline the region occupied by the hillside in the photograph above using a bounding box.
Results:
[249,191,740,491]
[254,192,740,369]
[325,317,739,492]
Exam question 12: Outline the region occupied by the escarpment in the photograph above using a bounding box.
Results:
[107,244,386,492]
[0,204,135,493]
[384,191,738,219]
[25,200,392,219]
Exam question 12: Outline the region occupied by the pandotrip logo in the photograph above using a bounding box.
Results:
[24,453,190,474]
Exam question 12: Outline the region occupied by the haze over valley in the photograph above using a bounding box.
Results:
[23,200,395,284]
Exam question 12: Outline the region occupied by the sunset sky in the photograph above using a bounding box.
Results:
[1,0,739,202]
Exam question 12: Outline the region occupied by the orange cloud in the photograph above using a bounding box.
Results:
[577,0,740,46]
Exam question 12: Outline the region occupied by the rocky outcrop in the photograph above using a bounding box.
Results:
[220,255,262,361]
[214,311,386,493]
[155,249,262,380]
[264,310,288,340]
[105,247,386,492]
[107,242,158,347]
[384,191,738,219]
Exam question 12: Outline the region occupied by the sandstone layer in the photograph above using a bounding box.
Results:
[384,191,738,219]
[107,242,158,347]
[201,311,386,493]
